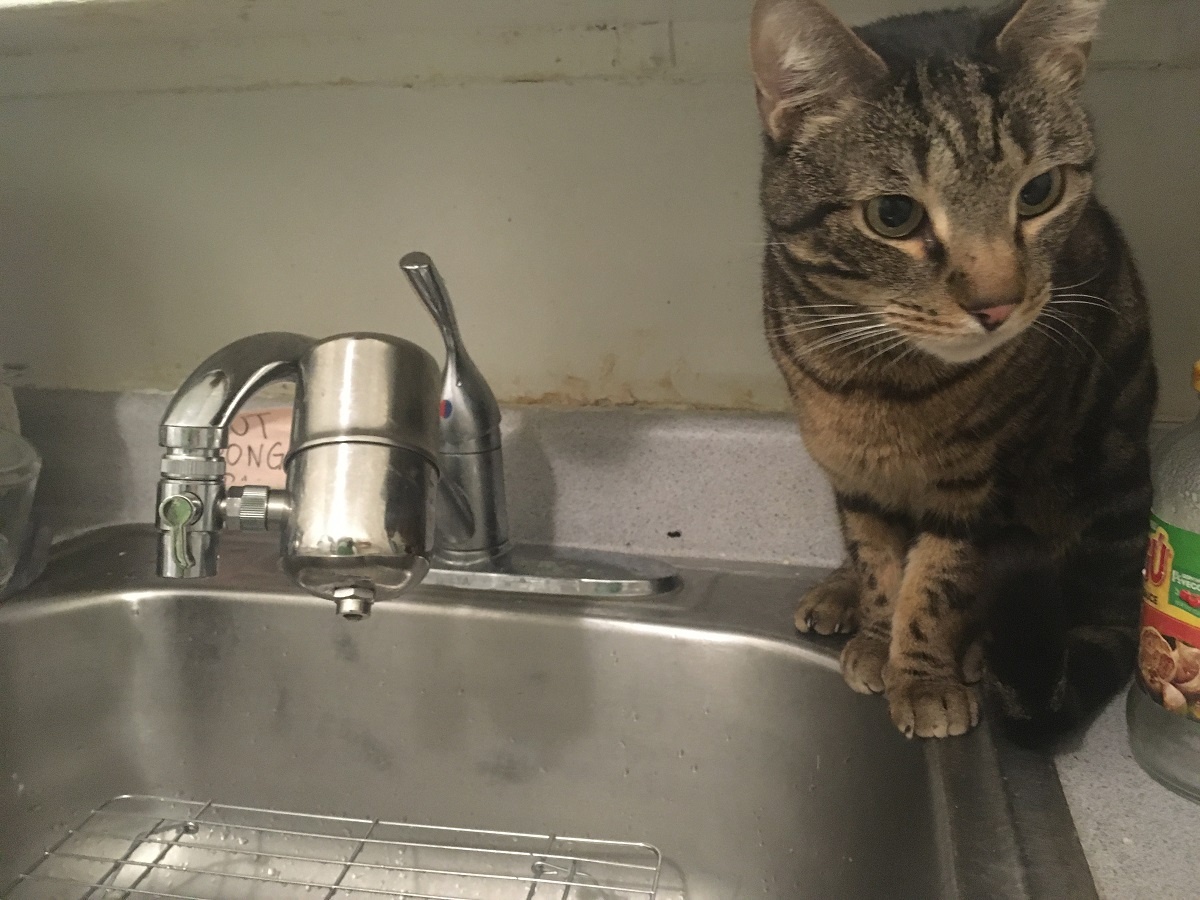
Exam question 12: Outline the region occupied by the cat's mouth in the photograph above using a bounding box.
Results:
[899,292,1047,364]
[913,331,1014,364]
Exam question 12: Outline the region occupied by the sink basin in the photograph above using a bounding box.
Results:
[0,526,1096,899]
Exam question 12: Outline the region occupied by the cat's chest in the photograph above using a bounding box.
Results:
[794,392,979,506]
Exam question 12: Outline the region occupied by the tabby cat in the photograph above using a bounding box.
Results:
[752,0,1156,739]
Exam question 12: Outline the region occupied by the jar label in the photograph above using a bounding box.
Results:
[1139,514,1200,719]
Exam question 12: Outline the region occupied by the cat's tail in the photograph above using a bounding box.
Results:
[980,527,1141,746]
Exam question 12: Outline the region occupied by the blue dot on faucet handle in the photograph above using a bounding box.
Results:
[440,399,453,419]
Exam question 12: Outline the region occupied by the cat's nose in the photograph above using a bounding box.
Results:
[947,237,1025,332]
[970,304,1017,332]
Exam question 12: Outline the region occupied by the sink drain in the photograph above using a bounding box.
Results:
[6,795,667,899]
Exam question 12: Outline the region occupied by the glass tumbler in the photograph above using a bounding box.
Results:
[0,429,40,593]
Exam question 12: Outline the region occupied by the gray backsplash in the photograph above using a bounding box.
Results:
[17,387,1180,569]
[15,388,844,567]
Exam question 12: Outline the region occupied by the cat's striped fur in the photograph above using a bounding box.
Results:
[752,0,1156,739]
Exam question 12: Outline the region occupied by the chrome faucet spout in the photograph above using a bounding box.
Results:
[156,332,314,580]
[155,330,442,617]
[159,332,315,448]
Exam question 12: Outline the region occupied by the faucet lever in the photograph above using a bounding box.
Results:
[400,253,464,358]
[399,253,501,451]
[159,493,201,571]
[399,252,510,568]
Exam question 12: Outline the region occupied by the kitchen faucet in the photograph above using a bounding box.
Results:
[399,253,509,570]
[156,330,441,618]
[156,253,677,617]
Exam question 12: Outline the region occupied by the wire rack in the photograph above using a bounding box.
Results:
[5,795,667,900]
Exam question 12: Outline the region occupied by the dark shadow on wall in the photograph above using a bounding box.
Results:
[15,387,165,539]
[0,149,236,539]
[503,405,651,549]
[502,412,557,545]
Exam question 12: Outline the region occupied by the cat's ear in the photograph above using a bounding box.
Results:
[996,0,1104,86]
[750,0,888,141]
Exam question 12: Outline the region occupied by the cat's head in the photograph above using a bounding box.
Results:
[752,0,1102,363]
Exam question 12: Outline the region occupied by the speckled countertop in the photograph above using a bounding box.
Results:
[1058,698,1200,900]
[13,390,1197,900]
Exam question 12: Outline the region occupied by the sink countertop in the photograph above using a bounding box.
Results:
[12,389,1197,900]
[1057,698,1200,900]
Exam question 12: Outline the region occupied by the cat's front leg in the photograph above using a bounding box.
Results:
[885,533,982,738]
[835,503,907,694]
[795,499,902,637]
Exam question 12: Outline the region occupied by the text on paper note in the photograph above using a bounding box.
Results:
[225,408,293,489]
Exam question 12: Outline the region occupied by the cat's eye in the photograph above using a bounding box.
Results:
[1017,168,1065,218]
[865,195,925,239]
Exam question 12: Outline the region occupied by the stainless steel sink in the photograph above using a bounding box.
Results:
[0,526,1097,899]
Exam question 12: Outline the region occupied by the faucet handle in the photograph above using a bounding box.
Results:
[400,252,460,350]
[399,252,501,453]
[159,492,202,571]
[399,251,510,566]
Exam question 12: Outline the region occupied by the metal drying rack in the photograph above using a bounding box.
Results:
[6,795,666,899]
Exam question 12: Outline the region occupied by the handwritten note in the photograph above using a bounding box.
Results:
[225,407,292,488]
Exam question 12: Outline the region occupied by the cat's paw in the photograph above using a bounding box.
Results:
[840,634,888,694]
[795,568,860,636]
[886,676,980,739]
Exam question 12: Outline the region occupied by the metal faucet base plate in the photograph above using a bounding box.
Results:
[8,794,670,899]
[423,545,681,598]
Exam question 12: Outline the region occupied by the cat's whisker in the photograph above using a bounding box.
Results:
[799,328,896,360]
[776,309,876,323]
[880,342,921,374]
[1049,291,1106,300]
[1051,303,1113,316]
[838,334,910,385]
[763,309,859,324]
[1040,308,1098,343]
[767,301,862,313]
[862,334,911,367]
[1049,292,1110,303]
[1038,310,1106,367]
[767,323,875,340]
[773,309,871,322]
[769,309,869,323]
[765,314,878,338]
[767,324,870,339]
[842,329,904,356]
[787,314,883,333]
[1032,326,1089,367]
[790,318,885,338]
[801,323,894,355]
[828,337,895,374]
[1048,297,1116,314]
[799,332,891,359]
[1030,320,1086,362]
[1051,270,1103,292]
